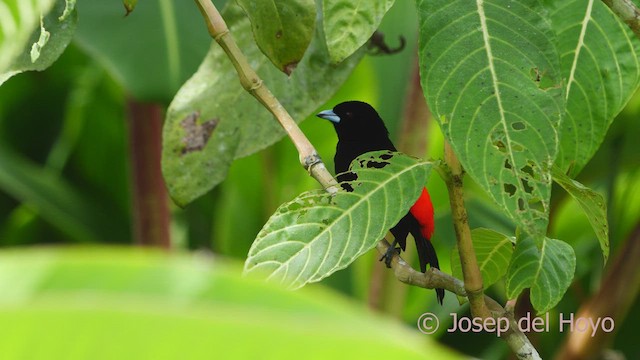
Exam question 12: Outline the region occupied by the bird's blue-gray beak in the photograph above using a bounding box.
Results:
[316,109,341,124]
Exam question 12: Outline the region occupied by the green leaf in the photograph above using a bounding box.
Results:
[244,151,430,289]
[506,237,576,313]
[451,228,515,294]
[417,0,564,239]
[322,0,396,63]
[72,0,219,101]
[0,247,462,360]
[544,0,640,176]
[162,4,363,206]
[0,0,59,84]
[552,166,609,263]
[236,0,315,75]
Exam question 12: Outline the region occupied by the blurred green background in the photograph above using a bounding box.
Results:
[0,1,638,359]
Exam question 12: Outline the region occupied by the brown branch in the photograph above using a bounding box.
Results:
[601,0,640,39]
[193,0,338,193]
[376,239,541,360]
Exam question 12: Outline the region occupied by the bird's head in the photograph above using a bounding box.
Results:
[316,101,389,141]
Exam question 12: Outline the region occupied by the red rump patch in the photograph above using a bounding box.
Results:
[409,187,435,240]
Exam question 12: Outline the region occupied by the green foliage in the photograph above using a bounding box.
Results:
[245,151,430,289]
[552,166,609,262]
[72,0,217,101]
[506,237,576,313]
[451,228,514,296]
[0,0,64,84]
[236,0,316,74]
[0,247,461,360]
[416,0,564,240]
[322,0,396,63]
[544,0,640,176]
[162,4,363,206]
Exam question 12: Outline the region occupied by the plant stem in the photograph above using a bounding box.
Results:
[193,0,337,193]
[127,100,171,248]
[601,0,640,39]
[443,141,491,318]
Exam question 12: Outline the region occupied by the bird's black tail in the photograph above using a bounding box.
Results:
[413,228,445,305]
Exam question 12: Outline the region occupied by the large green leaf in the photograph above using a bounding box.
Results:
[506,237,576,313]
[322,0,396,63]
[0,0,58,82]
[552,166,609,263]
[236,0,316,74]
[72,0,221,101]
[451,228,514,293]
[162,4,363,206]
[244,151,430,289]
[417,0,564,239]
[544,0,640,176]
[0,247,461,360]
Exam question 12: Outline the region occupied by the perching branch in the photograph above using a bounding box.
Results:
[601,0,640,39]
[194,0,338,193]
[375,240,541,360]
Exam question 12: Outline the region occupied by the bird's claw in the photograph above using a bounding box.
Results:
[379,246,401,268]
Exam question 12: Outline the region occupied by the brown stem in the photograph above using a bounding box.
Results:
[601,0,640,39]
[127,101,171,248]
[555,220,640,360]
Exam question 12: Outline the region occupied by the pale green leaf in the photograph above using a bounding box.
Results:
[162,4,363,206]
[544,0,640,176]
[552,166,609,263]
[506,237,576,313]
[322,0,396,63]
[417,0,564,239]
[451,228,515,295]
[0,0,60,84]
[244,151,430,289]
[236,0,315,74]
[0,247,462,360]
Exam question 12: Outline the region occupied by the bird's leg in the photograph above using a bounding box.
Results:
[380,239,401,268]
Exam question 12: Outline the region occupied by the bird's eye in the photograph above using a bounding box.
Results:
[345,111,352,117]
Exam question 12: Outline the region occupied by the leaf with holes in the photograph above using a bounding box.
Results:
[162,3,363,206]
[543,0,640,176]
[237,0,315,75]
[451,228,515,299]
[417,0,564,239]
[552,166,609,263]
[244,151,430,289]
[0,0,59,84]
[322,0,396,63]
[506,237,576,313]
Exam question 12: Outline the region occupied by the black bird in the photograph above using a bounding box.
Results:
[317,101,444,304]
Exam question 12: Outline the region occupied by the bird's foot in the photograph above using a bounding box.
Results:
[379,246,401,268]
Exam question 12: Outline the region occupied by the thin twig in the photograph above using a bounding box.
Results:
[194,0,338,193]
